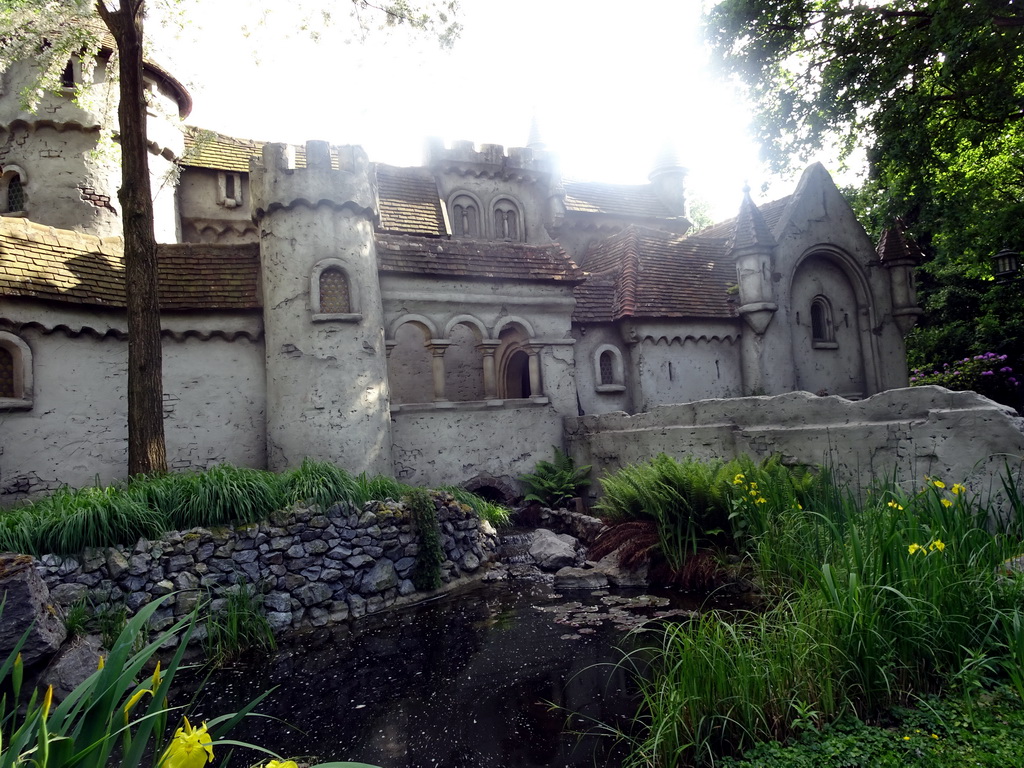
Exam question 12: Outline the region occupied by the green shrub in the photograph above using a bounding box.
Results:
[158,464,286,530]
[519,447,591,508]
[910,351,1020,407]
[406,488,444,591]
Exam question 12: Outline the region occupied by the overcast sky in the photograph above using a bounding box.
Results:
[156,0,858,221]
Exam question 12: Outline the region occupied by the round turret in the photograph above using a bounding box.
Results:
[0,33,190,240]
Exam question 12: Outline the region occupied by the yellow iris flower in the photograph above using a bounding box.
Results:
[161,718,214,768]
[887,500,904,510]
[265,761,299,768]
[908,543,923,555]
[930,539,946,552]
[951,483,966,495]
[941,498,953,508]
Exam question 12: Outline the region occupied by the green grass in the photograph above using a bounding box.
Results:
[0,462,503,556]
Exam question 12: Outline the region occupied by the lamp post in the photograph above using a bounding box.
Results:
[992,246,1021,283]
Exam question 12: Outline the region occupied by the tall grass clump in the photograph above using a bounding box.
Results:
[204,581,277,664]
[354,473,414,506]
[0,484,165,557]
[620,460,1024,767]
[439,485,511,526]
[152,464,286,530]
[281,458,361,511]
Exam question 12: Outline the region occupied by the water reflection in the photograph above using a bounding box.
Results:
[185,582,702,768]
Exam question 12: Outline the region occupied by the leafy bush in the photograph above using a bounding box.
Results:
[518,447,591,508]
[621,464,1024,767]
[439,485,511,527]
[910,351,1020,407]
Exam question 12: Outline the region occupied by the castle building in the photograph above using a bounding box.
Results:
[0,45,920,502]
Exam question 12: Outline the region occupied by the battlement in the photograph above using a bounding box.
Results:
[425,138,558,177]
[249,140,376,220]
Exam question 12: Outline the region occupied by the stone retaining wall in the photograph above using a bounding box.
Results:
[567,387,1024,500]
[34,493,498,634]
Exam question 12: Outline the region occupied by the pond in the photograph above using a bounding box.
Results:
[185,580,713,768]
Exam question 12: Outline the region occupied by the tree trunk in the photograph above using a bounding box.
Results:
[97,0,167,476]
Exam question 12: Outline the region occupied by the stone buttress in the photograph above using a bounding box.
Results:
[250,140,393,475]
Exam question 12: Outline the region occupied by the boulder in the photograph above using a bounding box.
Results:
[39,634,104,701]
[594,551,650,588]
[0,554,66,665]
[529,529,577,571]
[553,567,609,590]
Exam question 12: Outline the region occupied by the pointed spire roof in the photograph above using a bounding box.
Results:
[731,185,776,252]
[526,114,547,151]
[877,223,924,264]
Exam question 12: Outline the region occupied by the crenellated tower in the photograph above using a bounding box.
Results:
[250,140,393,476]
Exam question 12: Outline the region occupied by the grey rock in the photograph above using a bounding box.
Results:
[106,550,129,579]
[49,582,88,606]
[40,634,104,701]
[529,529,577,572]
[461,552,481,572]
[264,592,293,613]
[361,560,398,594]
[346,554,374,570]
[296,582,332,607]
[398,578,416,596]
[266,611,292,631]
[553,567,609,590]
[231,549,259,564]
[348,594,366,619]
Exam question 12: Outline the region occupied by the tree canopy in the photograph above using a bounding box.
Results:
[706,0,1024,370]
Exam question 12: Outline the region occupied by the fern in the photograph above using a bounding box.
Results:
[518,447,592,507]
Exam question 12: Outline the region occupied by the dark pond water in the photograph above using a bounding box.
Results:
[183,581,712,768]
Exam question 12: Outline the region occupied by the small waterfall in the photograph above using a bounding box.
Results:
[497,531,535,564]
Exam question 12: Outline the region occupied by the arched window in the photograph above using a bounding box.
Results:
[504,349,532,398]
[0,332,33,409]
[593,344,626,392]
[319,268,351,314]
[810,296,837,348]
[311,259,361,322]
[450,193,481,238]
[492,197,523,241]
[1,168,27,214]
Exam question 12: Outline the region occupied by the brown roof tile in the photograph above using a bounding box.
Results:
[376,165,447,237]
[376,235,583,283]
[877,226,924,264]
[563,180,678,220]
[182,129,343,173]
[0,218,260,310]
[573,226,737,323]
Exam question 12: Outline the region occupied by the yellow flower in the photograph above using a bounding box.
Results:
[750,482,758,490]
[749,490,758,497]
[930,539,946,552]
[941,498,953,508]
[797,503,803,510]
[931,733,939,739]
[951,483,966,495]
[733,473,745,485]
[887,500,904,510]
[902,736,911,741]
[756,497,767,504]
[931,478,946,489]
[265,761,299,768]
[908,543,923,555]
[161,718,214,768]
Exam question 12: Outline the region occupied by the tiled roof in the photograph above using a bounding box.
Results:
[0,218,260,310]
[563,181,677,220]
[376,165,447,236]
[376,234,583,283]
[182,129,264,172]
[156,244,261,310]
[574,226,737,322]
[697,195,792,241]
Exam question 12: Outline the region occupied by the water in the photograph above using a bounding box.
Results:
[183,581,709,768]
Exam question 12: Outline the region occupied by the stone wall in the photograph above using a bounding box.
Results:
[567,386,1024,498]
[34,493,497,634]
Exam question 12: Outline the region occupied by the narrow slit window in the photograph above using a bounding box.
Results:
[319,268,351,314]
[599,351,614,385]
[7,174,25,212]
[0,346,14,398]
[810,296,836,346]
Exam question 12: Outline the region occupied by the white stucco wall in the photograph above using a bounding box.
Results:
[573,324,632,416]
[391,402,565,491]
[566,387,1024,501]
[0,306,267,502]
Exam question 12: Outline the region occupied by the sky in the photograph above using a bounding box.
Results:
[155,0,859,222]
